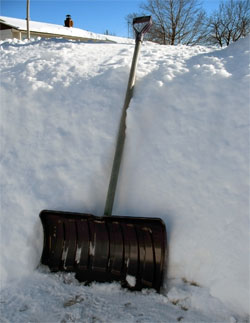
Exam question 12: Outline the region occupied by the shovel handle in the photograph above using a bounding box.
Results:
[104,17,152,217]
[133,16,152,41]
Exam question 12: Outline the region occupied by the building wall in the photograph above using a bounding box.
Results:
[0,29,13,40]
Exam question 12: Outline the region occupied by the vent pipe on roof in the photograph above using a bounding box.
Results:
[64,15,73,28]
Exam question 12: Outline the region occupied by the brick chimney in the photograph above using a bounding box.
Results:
[64,15,73,28]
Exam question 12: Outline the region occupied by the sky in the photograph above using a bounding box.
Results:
[0,0,222,38]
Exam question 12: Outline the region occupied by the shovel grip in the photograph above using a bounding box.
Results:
[133,16,152,41]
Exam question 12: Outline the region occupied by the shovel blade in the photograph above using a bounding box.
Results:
[40,210,167,291]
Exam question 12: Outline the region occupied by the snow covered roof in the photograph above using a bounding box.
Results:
[0,16,132,43]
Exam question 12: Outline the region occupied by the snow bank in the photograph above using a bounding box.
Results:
[124,37,250,315]
[0,36,249,318]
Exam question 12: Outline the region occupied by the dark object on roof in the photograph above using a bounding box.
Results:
[64,15,73,28]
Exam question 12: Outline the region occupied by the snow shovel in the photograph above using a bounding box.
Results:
[39,16,167,292]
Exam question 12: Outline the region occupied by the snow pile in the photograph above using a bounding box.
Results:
[124,38,250,315]
[0,36,249,322]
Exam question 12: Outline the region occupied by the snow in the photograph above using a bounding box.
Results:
[0,35,249,322]
[0,273,243,323]
[126,275,136,288]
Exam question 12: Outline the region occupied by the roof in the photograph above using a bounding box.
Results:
[0,16,133,44]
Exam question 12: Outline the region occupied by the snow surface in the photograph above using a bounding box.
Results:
[0,35,249,322]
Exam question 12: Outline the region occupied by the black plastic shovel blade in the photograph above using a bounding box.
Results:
[40,210,166,291]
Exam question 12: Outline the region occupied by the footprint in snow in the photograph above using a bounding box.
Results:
[63,295,84,307]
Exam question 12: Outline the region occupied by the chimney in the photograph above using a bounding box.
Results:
[64,15,73,28]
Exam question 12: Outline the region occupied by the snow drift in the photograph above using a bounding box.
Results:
[0,35,249,320]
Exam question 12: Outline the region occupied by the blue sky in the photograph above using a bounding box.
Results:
[1,0,221,38]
